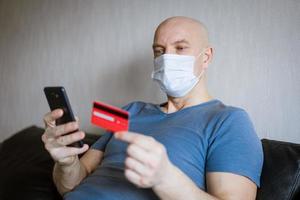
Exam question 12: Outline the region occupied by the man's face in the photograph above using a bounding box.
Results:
[152,22,202,58]
[152,21,205,75]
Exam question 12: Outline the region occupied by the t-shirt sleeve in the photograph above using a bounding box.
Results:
[90,102,135,151]
[90,132,113,151]
[206,109,264,187]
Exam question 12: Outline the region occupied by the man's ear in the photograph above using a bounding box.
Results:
[202,47,213,69]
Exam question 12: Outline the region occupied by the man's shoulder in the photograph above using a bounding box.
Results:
[203,100,255,135]
[121,101,153,115]
[219,105,247,118]
[207,101,256,139]
[205,100,248,120]
[122,101,148,109]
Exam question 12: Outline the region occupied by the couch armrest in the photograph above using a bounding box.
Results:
[257,139,300,200]
[0,125,99,200]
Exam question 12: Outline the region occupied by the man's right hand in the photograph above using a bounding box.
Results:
[42,109,89,165]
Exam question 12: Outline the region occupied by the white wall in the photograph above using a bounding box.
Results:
[0,0,299,143]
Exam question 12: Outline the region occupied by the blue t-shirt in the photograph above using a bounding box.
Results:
[64,99,263,200]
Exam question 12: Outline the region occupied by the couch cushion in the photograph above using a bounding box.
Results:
[0,126,98,200]
[257,139,300,200]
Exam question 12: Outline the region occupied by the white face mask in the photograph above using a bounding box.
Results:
[151,51,205,97]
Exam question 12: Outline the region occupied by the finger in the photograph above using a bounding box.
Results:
[41,131,54,143]
[125,156,151,177]
[124,168,143,187]
[114,131,139,142]
[115,132,155,151]
[53,121,79,137]
[43,109,63,127]
[75,116,80,127]
[43,126,57,140]
[127,144,156,166]
[56,131,85,146]
[56,144,89,158]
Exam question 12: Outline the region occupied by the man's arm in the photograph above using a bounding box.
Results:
[53,149,103,195]
[152,163,218,200]
[152,167,257,200]
[42,109,103,195]
[206,172,257,200]
[115,131,257,200]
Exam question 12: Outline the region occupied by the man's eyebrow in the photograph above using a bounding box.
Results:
[152,39,190,49]
[152,43,164,49]
[172,39,190,45]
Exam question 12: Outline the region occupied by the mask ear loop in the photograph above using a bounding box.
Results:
[195,48,208,79]
[195,48,207,59]
[197,69,206,79]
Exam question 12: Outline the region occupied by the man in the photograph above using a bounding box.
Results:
[42,16,263,200]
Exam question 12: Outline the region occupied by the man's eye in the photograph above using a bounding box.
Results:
[154,49,164,55]
[177,46,187,51]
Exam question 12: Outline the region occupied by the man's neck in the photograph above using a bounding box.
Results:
[161,79,213,114]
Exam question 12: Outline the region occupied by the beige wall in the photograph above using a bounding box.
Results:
[0,0,299,143]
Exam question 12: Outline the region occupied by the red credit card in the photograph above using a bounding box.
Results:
[91,101,129,132]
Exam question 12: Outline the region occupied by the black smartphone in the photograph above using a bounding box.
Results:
[44,86,83,148]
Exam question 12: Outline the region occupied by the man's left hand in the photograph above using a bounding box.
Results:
[115,131,173,188]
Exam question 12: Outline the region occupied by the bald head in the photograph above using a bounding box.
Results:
[153,16,209,57]
[152,16,213,77]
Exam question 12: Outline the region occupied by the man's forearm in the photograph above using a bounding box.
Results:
[153,165,219,200]
[53,156,88,195]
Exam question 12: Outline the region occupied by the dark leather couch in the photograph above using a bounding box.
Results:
[0,126,299,200]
